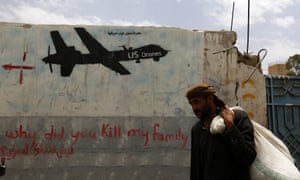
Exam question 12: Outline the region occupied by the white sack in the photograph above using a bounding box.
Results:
[210,115,226,134]
[250,120,300,180]
[210,106,300,180]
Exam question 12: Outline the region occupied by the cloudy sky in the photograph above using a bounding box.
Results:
[1,0,299,74]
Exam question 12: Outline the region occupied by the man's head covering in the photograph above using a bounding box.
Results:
[186,82,226,108]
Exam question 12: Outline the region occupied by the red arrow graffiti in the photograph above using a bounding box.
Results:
[2,52,35,84]
[2,64,35,70]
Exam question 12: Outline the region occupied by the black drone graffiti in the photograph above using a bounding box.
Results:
[42,27,169,76]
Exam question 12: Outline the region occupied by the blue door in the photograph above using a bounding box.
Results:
[265,75,300,169]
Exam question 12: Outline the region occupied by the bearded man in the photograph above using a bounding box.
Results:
[186,83,256,180]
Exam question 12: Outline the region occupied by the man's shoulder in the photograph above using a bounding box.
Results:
[230,106,245,112]
[229,106,253,128]
[230,106,247,115]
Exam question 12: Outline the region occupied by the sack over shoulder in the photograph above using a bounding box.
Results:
[210,106,300,179]
[250,120,300,180]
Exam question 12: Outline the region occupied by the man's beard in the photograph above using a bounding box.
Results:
[202,105,212,119]
[194,105,212,120]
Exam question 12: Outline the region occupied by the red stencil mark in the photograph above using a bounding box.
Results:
[2,51,35,84]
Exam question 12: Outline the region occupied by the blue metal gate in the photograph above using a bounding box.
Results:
[265,75,300,169]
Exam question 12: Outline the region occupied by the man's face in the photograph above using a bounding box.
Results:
[188,96,211,120]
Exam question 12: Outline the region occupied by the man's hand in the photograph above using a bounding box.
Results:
[221,106,234,129]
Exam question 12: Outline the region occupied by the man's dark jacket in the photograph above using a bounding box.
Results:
[190,109,256,180]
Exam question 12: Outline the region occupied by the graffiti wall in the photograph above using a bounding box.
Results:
[0,23,267,179]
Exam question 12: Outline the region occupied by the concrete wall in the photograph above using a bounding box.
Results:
[0,23,266,179]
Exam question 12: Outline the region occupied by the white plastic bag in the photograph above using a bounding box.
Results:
[210,106,300,179]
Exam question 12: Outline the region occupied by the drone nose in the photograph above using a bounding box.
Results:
[42,57,53,73]
[42,57,48,63]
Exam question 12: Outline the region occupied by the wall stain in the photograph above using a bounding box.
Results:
[242,93,256,100]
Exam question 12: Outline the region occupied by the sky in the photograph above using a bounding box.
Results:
[0,0,299,74]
